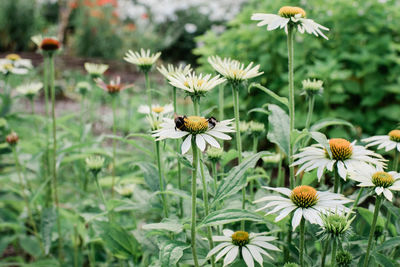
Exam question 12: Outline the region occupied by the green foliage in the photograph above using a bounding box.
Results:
[195,0,400,136]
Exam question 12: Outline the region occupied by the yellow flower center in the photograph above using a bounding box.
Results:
[152,106,164,113]
[3,64,13,70]
[328,138,353,161]
[389,130,400,142]
[184,116,209,134]
[372,171,394,188]
[231,69,245,78]
[231,231,249,246]
[278,6,306,18]
[290,185,318,208]
[139,57,154,65]
[6,54,21,61]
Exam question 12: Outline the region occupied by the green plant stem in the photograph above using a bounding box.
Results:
[394,150,399,172]
[73,224,79,267]
[287,25,295,189]
[190,138,200,267]
[80,95,85,135]
[347,188,364,219]
[12,147,44,254]
[192,96,200,115]
[49,53,63,262]
[144,71,152,108]
[333,165,340,193]
[173,87,183,218]
[299,218,305,267]
[331,239,337,267]
[321,240,329,267]
[93,172,112,222]
[363,196,382,267]
[156,141,169,218]
[219,85,224,120]
[30,98,35,114]
[111,96,117,198]
[212,161,218,193]
[250,135,258,200]
[232,85,245,230]
[305,95,315,130]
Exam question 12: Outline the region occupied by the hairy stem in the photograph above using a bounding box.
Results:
[145,71,152,108]
[287,25,295,189]
[156,141,169,218]
[191,138,200,267]
[111,96,117,198]
[299,218,305,267]
[331,239,337,267]
[363,196,382,267]
[173,87,183,218]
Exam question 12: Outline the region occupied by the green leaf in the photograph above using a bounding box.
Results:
[198,209,265,228]
[212,151,266,206]
[20,235,42,258]
[372,252,395,267]
[375,237,400,251]
[159,241,190,267]
[357,207,385,228]
[143,222,183,234]
[267,104,290,156]
[24,259,60,267]
[40,207,56,255]
[134,162,159,192]
[93,221,141,259]
[310,118,355,132]
[248,83,288,108]
[247,107,270,116]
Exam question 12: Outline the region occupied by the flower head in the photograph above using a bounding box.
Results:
[336,250,352,267]
[301,78,323,97]
[86,155,105,175]
[138,103,174,117]
[95,76,134,95]
[168,71,226,97]
[76,81,91,95]
[249,121,265,136]
[292,137,386,181]
[206,147,224,162]
[152,115,234,154]
[157,64,192,81]
[251,6,329,39]
[115,184,135,197]
[6,132,19,146]
[349,164,400,202]
[362,129,400,152]
[318,211,354,240]
[124,49,161,73]
[208,56,263,85]
[255,186,351,230]
[40,37,60,52]
[0,54,32,75]
[207,229,279,267]
[84,62,109,78]
[16,82,43,99]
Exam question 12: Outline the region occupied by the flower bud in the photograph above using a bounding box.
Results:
[85,155,104,175]
[6,132,18,146]
[336,250,352,267]
[302,78,323,97]
[319,211,354,240]
[206,147,224,162]
[249,121,265,135]
[76,81,91,96]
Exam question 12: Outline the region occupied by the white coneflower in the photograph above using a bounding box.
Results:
[208,56,263,85]
[301,78,323,96]
[84,62,109,78]
[16,82,43,98]
[4,54,32,69]
[152,116,234,154]
[94,76,134,95]
[207,229,279,267]
[0,54,32,75]
[251,6,329,39]
[254,185,351,230]
[168,71,226,97]
[362,129,400,152]
[157,64,192,81]
[292,138,386,181]
[124,48,161,73]
[349,165,400,202]
[138,103,174,116]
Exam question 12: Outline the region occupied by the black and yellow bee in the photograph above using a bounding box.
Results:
[174,114,188,131]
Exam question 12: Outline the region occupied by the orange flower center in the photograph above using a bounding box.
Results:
[278,6,306,18]
[106,84,122,93]
[152,106,164,113]
[184,116,209,134]
[328,138,353,161]
[290,185,318,208]
[231,231,249,246]
[40,38,60,51]
[389,130,400,142]
[372,171,394,188]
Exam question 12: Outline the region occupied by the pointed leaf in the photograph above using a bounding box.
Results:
[267,104,290,156]
[198,209,265,228]
[248,83,288,108]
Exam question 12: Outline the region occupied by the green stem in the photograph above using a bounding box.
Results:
[30,98,35,115]
[49,53,63,262]
[218,85,224,120]
[250,135,258,200]
[305,95,315,130]
[156,141,169,218]
[80,95,85,136]
[331,239,337,267]
[333,165,340,194]
[321,240,329,267]
[363,196,382,267]
[393,150,399,172]
[93,172,112,222]
[111,96,117,198]
[73,224,79,267]
[43,56,52,207]
[145,72,152,108]
[347,188,364,219]
[190,138,200,267]
[212,161,218,193]
[287,25,295,189]
[173,87,183,218]
[299,218,305,267]
[232,85,245,230]
[192,96,200,115]
[12,147,44,254]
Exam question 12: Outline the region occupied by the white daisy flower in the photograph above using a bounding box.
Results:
[157,64,192,81]
[168,71,226,97]
[84,62,109,78]
[124,48,161,72]
[0,54,32,75]
[207,229,279,267]
[251,6,329,40]
[5,54,32,69]
[349,165,400,202]
[208,56,263,84]
[254,185,351,230]
[16,82,43,98]
[362,129,400,153]
[138,103,174,116]
[152,116,234,154]
[292,138,386,181]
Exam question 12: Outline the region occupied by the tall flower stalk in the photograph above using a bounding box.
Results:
[190,138,200,267]
[363,196,382,267]
[155,140,169,218]
[301,79,323,130]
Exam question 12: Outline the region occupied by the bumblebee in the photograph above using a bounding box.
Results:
[207,116,218,130]
[174,114,188,131]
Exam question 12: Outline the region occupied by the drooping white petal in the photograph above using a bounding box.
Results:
[292,208,303,230]
[241,246,254,267]
[223,246,239,267]
[181,134,192,154]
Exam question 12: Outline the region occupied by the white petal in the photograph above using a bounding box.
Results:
[223,229,234,237]
[196,134,206,151]
[246,245,263,267]
[262,186,292,196]
[292,208,303,230]
[383,189,393,202]
[202,134,220,148]
[215,245,234,262]
[223,246,239,266]
[375,187,383,195]
[181,134,192,154]
[207,242,232,258]
[241,246,254,267]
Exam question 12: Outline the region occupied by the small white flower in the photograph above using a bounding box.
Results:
[124,48,161,72]
[138,103,174,116]
[0,54,32,75]
[207,229,279,267]
[84,62,109,77]
[152,116,234,154]
[16,82,43,97]
[157,64,192,81]
[254,185,351,230]
[362,129,400,153]
[168,71,226,96]
[251,6,329,40]
[76,81,91,95]
[349,165,400,202]
[292,138,386,181]
[208,56,263,84]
